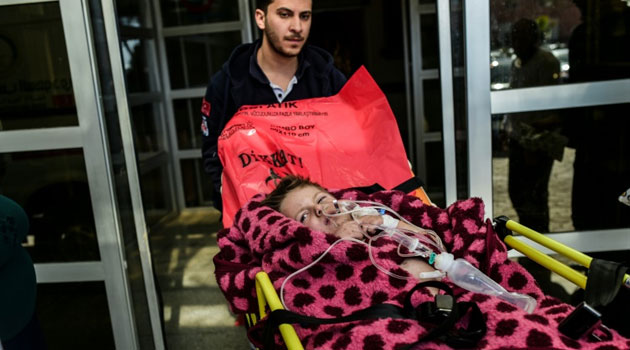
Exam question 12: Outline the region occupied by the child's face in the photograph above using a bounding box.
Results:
[279,185,349,234]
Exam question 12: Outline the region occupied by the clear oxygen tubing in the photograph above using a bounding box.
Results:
[325,199,446,253]
[279,199,535,312]
[324,199,537,313]
[280,199,448,309]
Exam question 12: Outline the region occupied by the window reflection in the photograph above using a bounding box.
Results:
[181,158,214,207]
[174,98,202,149]
[160,0,239,27]
[37,282,115,349]
[0,3,77,130]
[0,150,99,262]
[122,40,157,93]
[420,14,439,70]
[140,165,171,226]
[130,103,163,153]
[490,0,630,90]
[165,32,241,89]
[116,0,152,28]
[492,103,630,233]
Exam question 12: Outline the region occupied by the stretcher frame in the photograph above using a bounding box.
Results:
[493,216,630,290]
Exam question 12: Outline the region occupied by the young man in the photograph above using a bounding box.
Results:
[200,0,347,212]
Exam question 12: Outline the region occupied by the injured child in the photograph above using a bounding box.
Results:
[214,176,630,349]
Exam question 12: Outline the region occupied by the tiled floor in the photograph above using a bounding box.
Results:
[150,209,250,350]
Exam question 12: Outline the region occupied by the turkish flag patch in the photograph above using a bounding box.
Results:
[201,98,211,116]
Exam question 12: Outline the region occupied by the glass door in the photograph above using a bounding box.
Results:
[465,0,630,252]
[0,0,163,348]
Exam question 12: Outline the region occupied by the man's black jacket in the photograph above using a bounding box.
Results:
[200,39,347,210]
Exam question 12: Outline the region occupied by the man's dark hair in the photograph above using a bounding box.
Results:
[256,0,274,12]
[260,175,326,212]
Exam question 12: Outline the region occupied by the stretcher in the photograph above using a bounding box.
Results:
[244,214,629,350]
[215,67,629,349]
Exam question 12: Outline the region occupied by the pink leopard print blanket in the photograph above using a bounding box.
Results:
[214,189,629,349]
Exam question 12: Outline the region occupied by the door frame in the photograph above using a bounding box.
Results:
[464,0,630,254]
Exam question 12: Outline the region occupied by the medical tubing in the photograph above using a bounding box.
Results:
[433,252,537,314]
[367,233,414,280]
[280,237,366,310]
[326,199,446,252]
[281,233,422,310]
[282,201,451,309]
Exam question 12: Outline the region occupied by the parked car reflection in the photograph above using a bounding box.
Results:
[490,44,569,90]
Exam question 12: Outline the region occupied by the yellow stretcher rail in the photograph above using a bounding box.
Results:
[498,218,630,290]
[255,271,304,350]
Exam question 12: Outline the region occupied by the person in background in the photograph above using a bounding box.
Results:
[0,195,46,349]
[200,0,347,213]
[507,18,563,233]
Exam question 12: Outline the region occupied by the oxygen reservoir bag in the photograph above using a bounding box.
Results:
[218,66,413,227]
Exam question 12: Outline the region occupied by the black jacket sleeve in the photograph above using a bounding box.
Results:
[201,71,227,195]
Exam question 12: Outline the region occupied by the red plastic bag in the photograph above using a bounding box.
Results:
[218,66,413,227]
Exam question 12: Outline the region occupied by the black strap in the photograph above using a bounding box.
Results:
[349,176,425,195]
[585,259,628,307]
[392,176,425,193]
[348,183,386,194]
[261,281,486,350]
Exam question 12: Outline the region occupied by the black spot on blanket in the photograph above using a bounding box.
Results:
[526,329,552,348]
[496,301,518,313]
[363,334,385,350]
[387,319,411,334]
[324,305,344,317]
[524,314,549,326]
[360,265,378,283]
[313,331,334,348]
[343,286,362,306]
[294,227,313,246]
[318,285,336,299]
[335,264,354,281]
[293,292,315,308]
[346,244,369,262]
[288,244,303,263]
[255,208,272,220]
[508,271,529,290]
[495,319,519,337]
[371,291,388,304]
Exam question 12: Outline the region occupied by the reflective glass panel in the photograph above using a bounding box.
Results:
[130,103,164,153]
[425,141,445,208]
[0,149,99,262]
[0,3,77,130]
[490,0,630,90]
[140,165,171,226]
[492,103,630,233]
[116,0,152,28]
[166,31,241,90]
[181,158,214,207]
[174,98,202,150]
[420,13,439,70]
[88,0,156,346]
[160,0,239,27]
[423,79,443,132]
[37,282,114,349]
[122,39,158,93]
